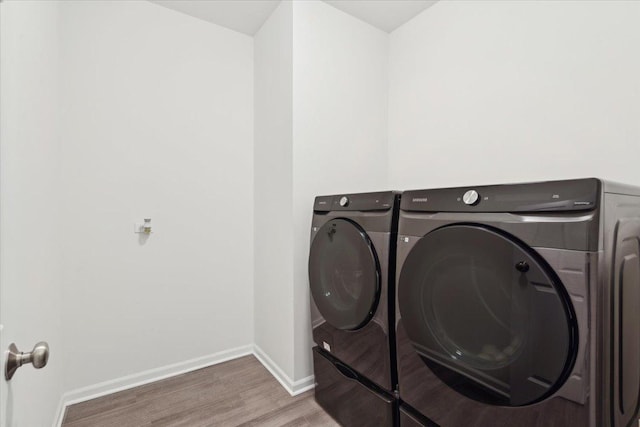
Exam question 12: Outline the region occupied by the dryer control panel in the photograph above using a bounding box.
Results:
[402,178,600,213]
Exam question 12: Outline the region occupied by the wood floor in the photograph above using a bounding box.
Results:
[62,355,339,427]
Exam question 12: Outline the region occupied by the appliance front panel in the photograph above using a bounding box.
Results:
[310,226,394,390]
[395,222,592,426]
[398,224,577,407]
[313,347,395,427]
[309,218,381,331]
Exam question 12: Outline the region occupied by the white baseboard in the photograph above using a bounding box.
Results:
[53,344,253,427]
[53,393,66,427]
[53,344,315,426]
[292,375,316,395]
[252,344,315,396]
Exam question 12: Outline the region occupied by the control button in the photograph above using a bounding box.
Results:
[339,196,349,207]
[463,190,480,206]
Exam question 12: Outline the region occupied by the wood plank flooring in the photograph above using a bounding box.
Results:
[62,355,339,427]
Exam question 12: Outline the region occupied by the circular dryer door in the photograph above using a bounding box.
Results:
[309,218,381,331]
[398,224,577,407]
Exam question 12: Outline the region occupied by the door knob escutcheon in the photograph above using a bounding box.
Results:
[5,341,49,381]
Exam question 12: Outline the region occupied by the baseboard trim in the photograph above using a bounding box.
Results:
[53,344,253,427]
[53,393,66,427]
[252,344,315,396]
[54,345,315,426]
[291,375,316,395]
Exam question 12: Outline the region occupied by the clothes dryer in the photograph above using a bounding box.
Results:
[395,179,640,427]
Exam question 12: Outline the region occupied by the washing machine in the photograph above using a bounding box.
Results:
[309,191,400,425]
[394,178,640,427]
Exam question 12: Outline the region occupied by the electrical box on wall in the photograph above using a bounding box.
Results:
[134,218,152,234]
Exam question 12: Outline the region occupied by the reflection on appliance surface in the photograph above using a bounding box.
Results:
[396,321,587,427]
[313,318,390,390]
[313,348,394,426]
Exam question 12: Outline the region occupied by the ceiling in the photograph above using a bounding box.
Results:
[152,1,281,36]
[324,1,438,33]
[151,0,438,36]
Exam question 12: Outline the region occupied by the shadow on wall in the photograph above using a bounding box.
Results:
[5,385,14,426]
[138,233,151,246]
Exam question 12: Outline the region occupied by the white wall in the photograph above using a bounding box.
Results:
[292,0,389,380]
[253,0,389,386]
[0,2,65,426]
[389,0,640,190]
[58,0,254,392]
[253,0,295,383]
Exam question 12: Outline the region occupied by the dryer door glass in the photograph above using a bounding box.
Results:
[309,219,380,331]
[398,224,577,407]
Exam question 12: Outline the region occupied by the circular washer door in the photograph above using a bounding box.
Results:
[398,224,577,407]
[309,218,381,331]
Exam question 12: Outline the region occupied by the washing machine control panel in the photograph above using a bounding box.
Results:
[462,190,480,206]
[313,192,397,212]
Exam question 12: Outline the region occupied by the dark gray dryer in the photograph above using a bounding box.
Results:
[309,191,400,426]
[394,178,640,427]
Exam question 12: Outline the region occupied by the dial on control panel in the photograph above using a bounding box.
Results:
[463,190,480,206]
[339,196,349,207]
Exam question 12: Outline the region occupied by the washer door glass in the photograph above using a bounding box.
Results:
[309,218,380,331]
[398,224,577,406]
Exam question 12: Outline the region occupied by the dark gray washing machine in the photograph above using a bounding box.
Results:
[394,178,640,427]
[309,191,400,426]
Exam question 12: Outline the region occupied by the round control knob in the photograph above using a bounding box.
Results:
[339,196,349,207]
[463,190,480,206]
